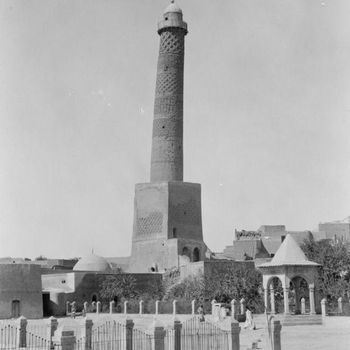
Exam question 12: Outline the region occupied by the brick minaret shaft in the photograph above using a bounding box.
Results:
[150,2,188,182]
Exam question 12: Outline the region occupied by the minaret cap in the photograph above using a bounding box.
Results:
[164,0,183,14]
[158,0,187,34]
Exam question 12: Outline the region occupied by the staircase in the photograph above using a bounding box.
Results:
[280,314,323,326]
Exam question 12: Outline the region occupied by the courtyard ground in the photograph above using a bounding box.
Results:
[5,313,349,349]
[239,315,350,350]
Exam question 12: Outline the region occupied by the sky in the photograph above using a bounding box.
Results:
[0,0,349,260]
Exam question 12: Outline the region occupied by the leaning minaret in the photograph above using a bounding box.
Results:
[129,1,206,273]
[150,0,187,182]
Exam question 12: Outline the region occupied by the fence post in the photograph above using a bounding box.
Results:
[211,299,216,315]
[240,298,246,315]
[338,297,343,314]
[66,301,70,315]
[71,301,76,318]
[81,318,93,350]
[300,298,306,314]
[47,316,58,348]
[271,320,282,350]
[152,321,165,350]
[60,330,76,350]
[16,316,27,348]
[125,319,134,350]
[124,300,128,314]
[83,302,88,314]
[172,300,177,316]
[231,320,240,350]
[191,300,196,315]
[231,299,237,320]
[139,300,144,315]
[96,301,101,314]
[110,300,115,314]
[174,319,182,350]
[155,300,160,315]
[320,298,327,317]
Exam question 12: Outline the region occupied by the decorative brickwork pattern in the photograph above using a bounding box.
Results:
[137,212,163,235]
[154,96,183,117]
[159,30,184,54]
[156,72,181,95]
[150,24,186,182]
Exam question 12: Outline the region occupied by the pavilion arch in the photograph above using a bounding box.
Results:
[289,275,311,314]
[289,273,314,288]
[263,276,284,314]
[266,276,284,289]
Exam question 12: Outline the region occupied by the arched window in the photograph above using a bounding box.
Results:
[11,300,20,318]
[91,294,97,302]
[193,248,200,262]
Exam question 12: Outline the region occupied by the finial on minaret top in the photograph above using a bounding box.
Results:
[163,0,183,15]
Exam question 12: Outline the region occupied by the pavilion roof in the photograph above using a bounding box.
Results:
[258,234,319,268]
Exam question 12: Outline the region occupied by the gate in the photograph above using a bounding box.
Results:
[181,317,230,350]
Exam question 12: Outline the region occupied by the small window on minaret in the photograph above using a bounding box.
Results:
[162,126,165,129]
[165,17,168,20]
[173,228,177,237]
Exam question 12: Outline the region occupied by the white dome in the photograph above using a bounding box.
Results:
[164,1,182,14]
[73,254,111,272]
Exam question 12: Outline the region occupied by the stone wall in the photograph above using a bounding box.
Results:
[0,264,43,319]
[42,271,162,316]
[180,260,255,279]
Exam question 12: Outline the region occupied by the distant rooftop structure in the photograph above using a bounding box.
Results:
[319,217,350,241]
[222,239,270,261]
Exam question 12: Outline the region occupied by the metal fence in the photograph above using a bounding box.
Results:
[181,318,230,350]
[0,324,18,350]
[0,315,241,350]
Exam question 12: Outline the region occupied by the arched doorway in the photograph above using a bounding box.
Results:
[182,247,191,261]
[193,248,200,262]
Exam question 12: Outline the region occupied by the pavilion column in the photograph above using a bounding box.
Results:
[309,287,316,315]
[294,280,301,314]
[270,285,276,314]
[264,287,269,313]
[283,288,290,314]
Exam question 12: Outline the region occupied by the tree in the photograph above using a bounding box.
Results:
[99,275,137,302]
[163,264,264,313]
[204,264,264,312]
[35,255,47,261]
[300,237,350,307]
